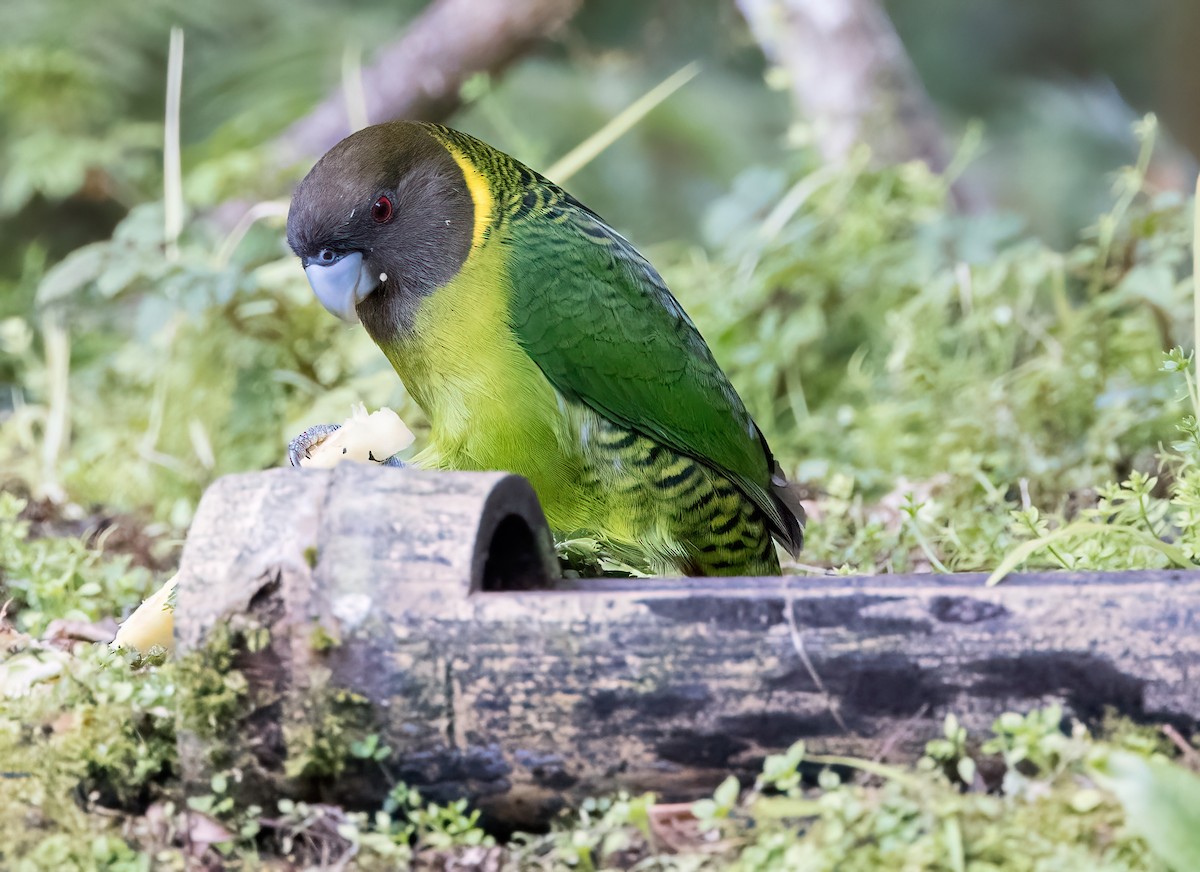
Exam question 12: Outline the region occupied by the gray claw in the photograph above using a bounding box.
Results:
[288,423,343,468]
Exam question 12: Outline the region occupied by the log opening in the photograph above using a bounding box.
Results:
[481,513,549,592]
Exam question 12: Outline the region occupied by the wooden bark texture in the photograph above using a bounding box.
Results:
[174,468,1200,828]
[736,0,947,167]
[735,0,987,210]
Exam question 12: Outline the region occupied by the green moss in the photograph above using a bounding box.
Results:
[309,621,341,652]
[0,494,157,635]
[0,646,177,868]
[282,668,382,780]
[175,621,252,744]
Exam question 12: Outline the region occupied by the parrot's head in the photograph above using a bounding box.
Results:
[286,122,474,338]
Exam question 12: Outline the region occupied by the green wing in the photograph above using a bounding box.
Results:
[503,181,801,551]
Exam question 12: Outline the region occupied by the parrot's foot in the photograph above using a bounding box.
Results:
[287,422,407,468]
[288,423,343,468]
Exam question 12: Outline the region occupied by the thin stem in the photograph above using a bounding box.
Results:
[341,42,369,133]
[1090,114,1156,297]
[1192,172,1200,417]
[1136,489,1162,540]
[164,28,185,261]
[39,311,70,503]
[905,511,950,574]
[544,62,700,184]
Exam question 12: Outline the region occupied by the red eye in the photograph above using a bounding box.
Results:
[372,195,394,224]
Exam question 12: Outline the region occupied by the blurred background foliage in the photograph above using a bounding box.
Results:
[1,0,1199,577]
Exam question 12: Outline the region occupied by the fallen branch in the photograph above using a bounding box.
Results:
[274,0,582,164]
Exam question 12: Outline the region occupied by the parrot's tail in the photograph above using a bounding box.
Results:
[769,463,807,557]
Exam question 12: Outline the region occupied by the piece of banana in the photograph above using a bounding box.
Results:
[111,575,177,654]
[299,403,414,468]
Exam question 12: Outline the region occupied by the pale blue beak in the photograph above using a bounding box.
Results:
[303,251,380,323]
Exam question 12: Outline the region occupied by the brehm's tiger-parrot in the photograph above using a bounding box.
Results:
[286,122,804,576]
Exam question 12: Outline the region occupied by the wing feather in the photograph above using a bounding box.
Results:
[504,184,803,553]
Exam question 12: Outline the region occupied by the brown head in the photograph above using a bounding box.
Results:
[286,121,474,341]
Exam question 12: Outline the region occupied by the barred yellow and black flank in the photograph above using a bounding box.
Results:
[287,122,804,575]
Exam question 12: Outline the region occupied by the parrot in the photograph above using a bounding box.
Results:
[285,121,804,576]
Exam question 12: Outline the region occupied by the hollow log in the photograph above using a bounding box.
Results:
[174,467,1200,828]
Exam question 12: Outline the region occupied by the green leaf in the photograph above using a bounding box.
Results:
[987,522,1193,586]
[35,241,109,305]
[1089,749,1200,871]
[956,757,976,785]
[691,799,718,823]
[1069,788,1104,814]
[713,775,740,809]
[749,796,822,819]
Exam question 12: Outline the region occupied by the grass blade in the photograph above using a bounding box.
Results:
[987,522,1192,586]
[1192,171,1199,414]
[545,62,701,184]
[342,41,369,133]
[164,27,185,261]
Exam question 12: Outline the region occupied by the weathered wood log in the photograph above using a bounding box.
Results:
[174,467,1200,828]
